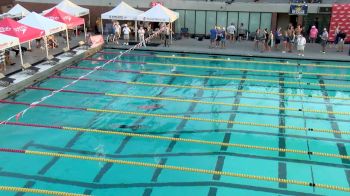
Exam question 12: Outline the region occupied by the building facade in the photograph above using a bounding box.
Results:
[14,0,339,35]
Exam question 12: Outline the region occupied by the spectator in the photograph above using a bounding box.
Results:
[226,23,236,43]
[282,30,289,53]
[216,27,222,48]
[264,28,269,51]
[164,24,172,47]
[221,27,226,49]
[333,25,340,46]
[267,30,274,52]
[320,28,328,53]
[337,30,346,52]
[123,24,131,45]
[254,28,261,51]
[138,27,146,47]
[209,26,217,48]
[258,28,266,52]
[309,25,318,43]
[274,27,282,50]
[297,35,306,56]
[0,50,5,73]
[238,23,245,41]
[287,26,295,53]
[113,21,121,45]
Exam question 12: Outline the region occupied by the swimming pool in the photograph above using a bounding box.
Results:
[0,49,349,195]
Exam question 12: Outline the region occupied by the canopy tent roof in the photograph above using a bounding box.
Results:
[0,18,45,43]
[0,33,20,50]
[43,0,89,17]
[44,8,85,29]
[19,12,67,35]
[101,1,144,20]
[137,4,179,23]
[6,4,30,18]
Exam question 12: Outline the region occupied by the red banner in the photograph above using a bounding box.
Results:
[329,4,350,42]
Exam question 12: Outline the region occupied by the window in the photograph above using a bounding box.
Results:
[185,10,195,34]
[206,11,216,35]
[195,11,206,34]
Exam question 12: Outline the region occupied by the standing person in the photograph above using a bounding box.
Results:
[267,30,274,52]
[264,28,269,51]
[221,27,226,49]
[274,27,282,50]
[123,24,131,45]
[138,27,146,47]
[337,30,346,52]
[295,25,302,36]
[282,31,289,53]
[164,24,172,47]
[96,17,102,34]
[333,25,340,47]
[254,28,261,51]
[238,23,245,41]
[258,29,266,53]
[216,27,222,48]
[297,35,306,56]
[209,26,217,48]
[287,26,295,53]
[226,23,236,43]
[113,21,121,45]
[309,25,318,43]
[320,28,328,54]
[0,50,5,73]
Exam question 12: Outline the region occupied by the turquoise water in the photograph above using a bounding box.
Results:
[0,49,350,195]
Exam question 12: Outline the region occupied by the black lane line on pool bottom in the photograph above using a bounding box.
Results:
[16,75,142,196]
[142,71,213,196]
[319,77,350,187]
[23,142,350,169]
[0,170,323,196]
[209,71,247,195]
[84,77,177,195]
[278,73,287,189]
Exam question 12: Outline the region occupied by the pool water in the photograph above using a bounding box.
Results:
[0,49,350,195]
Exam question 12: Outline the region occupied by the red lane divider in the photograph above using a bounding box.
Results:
[50,76,127,84]
[98,51,155,57]
[0,121,63,129]
[83,58,146,65]
[27,86,105,95]
[0,100,86,111]
[0,148,25,153]
[67,66,141,74]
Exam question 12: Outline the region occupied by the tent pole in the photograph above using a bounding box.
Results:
[76,27,78,37]
[19,44,24,66]
[135,20,137,42]
[88,14,91,29]
[84,23,87,41]
[101,19,104,36]
[28,41,31,50]
[170,22,173,44]
[66,29,70,49]
[44,37,49,58]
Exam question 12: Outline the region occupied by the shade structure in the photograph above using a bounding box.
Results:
[137,4,179,23]
[43,0,89,17]
[44,8,85,29]
[0,33,24,66]
[19,12,69,58]
[0,18,45,43]
[6,4,30,18]
[101,1,143,20]
[0,33,20,50]
[19,12,67,35]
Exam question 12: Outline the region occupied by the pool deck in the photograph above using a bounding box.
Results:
[106,38,350,62]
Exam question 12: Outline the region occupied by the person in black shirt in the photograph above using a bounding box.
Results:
[337,30,346,52]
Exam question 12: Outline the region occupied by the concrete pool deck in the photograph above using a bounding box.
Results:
[106,38,350,62]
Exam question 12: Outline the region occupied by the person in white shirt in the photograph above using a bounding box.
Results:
[123,24,131,45]
[113,21,121,45]
[138,27,146,47]
[226,23,236,43]
[296,35,306,56]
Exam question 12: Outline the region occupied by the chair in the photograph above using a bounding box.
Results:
[181,28,189,38]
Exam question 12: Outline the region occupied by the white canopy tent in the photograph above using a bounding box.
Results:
[42,0,90,26]
[137,4,179,43]
[6,4,30,18]
[0,33,23,66]
[19,12,69,58]
[101,1,143,41]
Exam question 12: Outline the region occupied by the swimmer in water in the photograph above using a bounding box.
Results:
[138,104,163,110]
[119,124,144,131]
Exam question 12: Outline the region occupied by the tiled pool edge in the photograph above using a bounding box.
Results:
[0,46,103,100]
